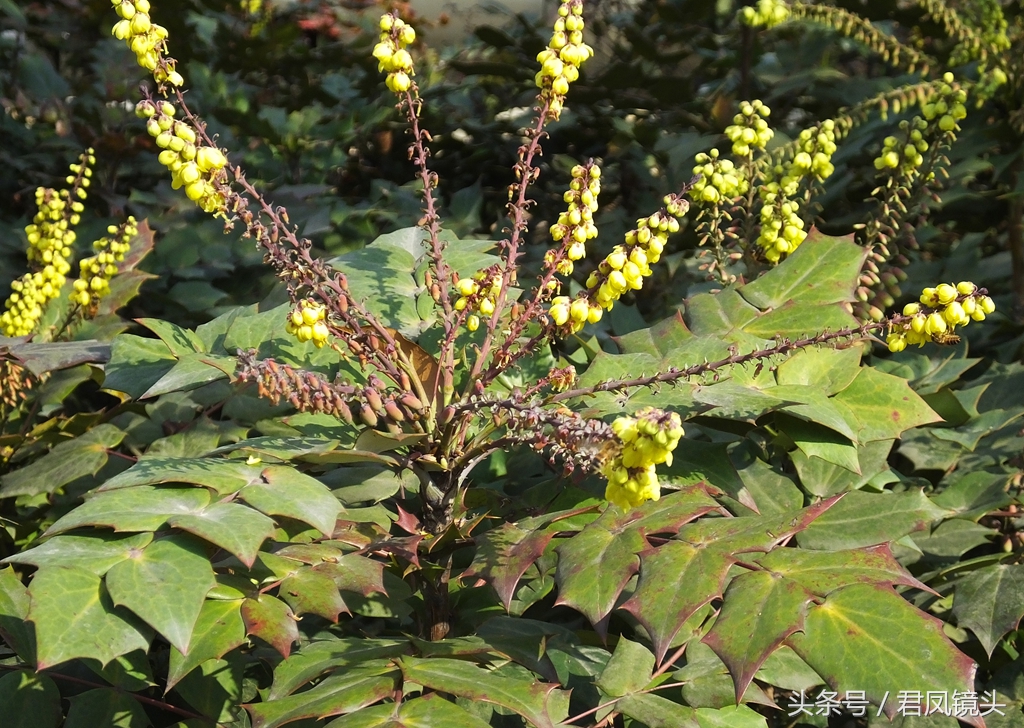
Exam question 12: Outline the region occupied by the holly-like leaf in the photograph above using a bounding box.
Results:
[238,466,343,536]
[797,490,949,550]
[774,346,862,395]
[951,563,1024,657]
[398,656,570,728]
[832,368,943,442]
[620,541,733,662]
[755,544,931,596]
[269,638,410,700]
[279,567,347,622]
[596,637,655,698]
[463,523,557,611]
[703,570,815,701]
[324,693,495,728]
[313,554,387,597]
[246,661,399,728]
[787,584,979,725]
[167,599,247,689]
[98,456,264,495]
[45,486,212,535]
[102,335,176,399]
[241,594,300,658]
[105,534,216,654]
[0,424,126,497]
[0,670,62,728]
[27,566,152,669]
[0,567,35,663]
[63,687,149,728]
[168,502,276,567]
[4,532,153,576]
[695,705,768,728]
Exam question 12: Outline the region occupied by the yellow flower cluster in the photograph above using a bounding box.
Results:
[535,0,594,119]
[286,300,330,348]
[455,272,502,332]
[602,408,684,509]
[135,99,228,214]
[739,0,789,28]
[886,282,995,352]
[550,206,683,333]
[724,100,773,157]
[690,150,747,204]
[72,219,137,308]
[547,163,601,276]
[1,152,93,337]
[922,74,968,132]
[874,119,929,173]
[372,13,417,94]
[767,120,838,198]
[757,194,806,264]
[110,0,182,85]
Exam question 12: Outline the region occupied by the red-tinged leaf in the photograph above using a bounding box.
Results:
[241,595,300,658]
[678,496,843,553]
[787,584,980,726]
[601,484,722,537]
[246,661,399,728]
[167,599,246,689]
[703,571,815,702]
[394,504,421,535]
[755,544,934,596]
[314,554,387,597]
[279,568,347,623]
[374,535,423,568]
[620,541,734,662]
[463,523,557,611]
[398,656,570,728]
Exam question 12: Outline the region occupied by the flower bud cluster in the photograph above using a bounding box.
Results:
[72,218,137,307]
[921,74,967,133]
[766,119,838,199]
[757,193,806,263]
[286,300,331,348]
[454,271,502,333]
[724,100,773,157]
[886,282,995,352]
[689,150,747,204]
[2,152,93,337]
[373,13,417,94]
[535,0,594,119]
[739,0,789,28]
[135,99,228,214]
[546,163,601,276]
[874,119,929,173]
[602,408,684,509]
[111,0,182,85]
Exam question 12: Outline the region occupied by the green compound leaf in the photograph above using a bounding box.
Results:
[246,661,399,728]
[136,318,206,357]
[102,335,176,399]
[774,346,863,395]
[63,687,149,728]
[463,522,557,611]
[279,567,348,623]
[0,566,35,664]
[168,502,277,567]
[269,638,410,700]
[832,367,943,442]
[738,230,866,309]
[167,599,247,689]
[98,456,260,494]
[617,693,699,728]
[238,465,343,536]
[45,486,212,535]
[596,637,655,698]
[105,534,216,654]
[27,565,152,669]
[620,541,732,663]
[702,570,815,702]
[241,594,300,658]
[0,424,126,497]
[787,584,979,724]
[0,670,62,728]
[555,488,719,630]
[951,563,1024,657]
[5,532,153,576]
[695,705,768,728]
[754,544,931,596]
[777,415,860,474]
[797,490,949,550]
[324,693,495,728]
[399,656,570,728]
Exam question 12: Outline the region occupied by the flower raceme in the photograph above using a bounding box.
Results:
[546,162,601,278]
[71,218,138,308]
[886,282,995,352]
[535,0,595,120]
[739,0,789,28]
[286,300,330,348]
[110,0,182,86]
[602,409,684,509]
[373,13,417,94]
[454,272,502,333]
